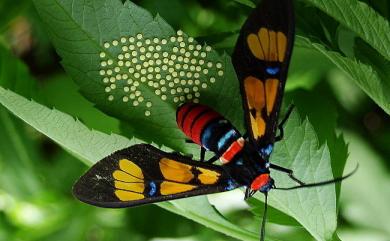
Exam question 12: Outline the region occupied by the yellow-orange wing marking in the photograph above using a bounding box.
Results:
[114,190,144,201]
[244,76,266,138]
[119,159,144,179]
[247,28,287,62]
[245,76,265,110]
[277,32,287,62]
[159,158,194,183]
[112,170,141,183]
[244,77,281,139]
[112,159,145,201]
[265,79,279,115]
[247,34,264,60]
[114,181,145,193]
[197,168,221,185]
[160,181,196,195]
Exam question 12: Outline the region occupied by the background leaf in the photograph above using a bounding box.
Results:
[232,0,255,8]
[33,0,243,152]
[0,44,37,98]
[295,35,390,116]
[306,0,390,61]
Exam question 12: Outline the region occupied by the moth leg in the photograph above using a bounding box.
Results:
[244,187,251,200]
[275,104,295,142]
[206,155,219,164]
[270,163,305,185]
[200,147,206,162]
[171,151,193,159]
[185,139,206,161]
[184,139,213,163]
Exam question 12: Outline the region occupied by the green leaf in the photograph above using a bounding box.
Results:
[32,0,243,152]
[340,131,390,236]
[0,107,42,198]
[162,197,260,241]
[0,87,260,241]
[247,198,300,226]
[306,0,390,61]
[0,0,30,31]
[262,111,338,241]
[0,87,134,165]
[232,0,256,8]
[0,44,42,199]
[285,88,349,198]
[0,44,37,98]
[39,74,120,134]
[296,35,390,115]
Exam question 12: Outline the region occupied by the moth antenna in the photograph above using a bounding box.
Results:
[274,164,359,191]
[260,193,268,241]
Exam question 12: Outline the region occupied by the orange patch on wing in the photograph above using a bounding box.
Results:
[244,76,265,112]
[245,76,267,138]
[159,158,194,183]
[268,30,278,61]
[250,114,266,139]
[277,32,287,62]
[160,181,196,195]
[247,27,287,62]
[247,34,264,59]
[197,168,221,185]
[119,159,144,179]
[265,79,279,115]
[259,28,270,60]
[114,181,145,193]
[114,190,144,201]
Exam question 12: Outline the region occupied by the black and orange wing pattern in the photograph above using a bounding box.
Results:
[73,144,239,208]
[232,0,294,147]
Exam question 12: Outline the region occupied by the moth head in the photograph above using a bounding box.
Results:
[250,173,274,193]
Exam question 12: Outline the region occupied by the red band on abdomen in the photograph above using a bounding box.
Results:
[176,103,195,129]
[182,106,209,137]
[191,112,221,144]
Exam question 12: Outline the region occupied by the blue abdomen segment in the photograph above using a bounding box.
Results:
[200,119,241,155]
[217,129,238,150]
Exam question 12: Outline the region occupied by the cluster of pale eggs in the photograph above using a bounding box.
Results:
[99,30,224,117]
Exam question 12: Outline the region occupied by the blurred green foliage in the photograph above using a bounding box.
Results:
[0,0,389,241]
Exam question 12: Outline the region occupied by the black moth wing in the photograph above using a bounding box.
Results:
[73,144,239,208]
[232,0,295,148]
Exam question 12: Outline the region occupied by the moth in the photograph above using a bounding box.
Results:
[73,1,355,240]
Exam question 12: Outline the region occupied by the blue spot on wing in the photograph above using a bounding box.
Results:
[235,158,244,166]
[266,67,280,75]
[149,182,157,196]
[225,179,238,191]
[260,144,273,157]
